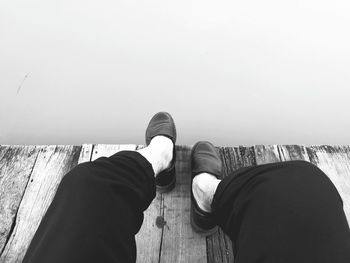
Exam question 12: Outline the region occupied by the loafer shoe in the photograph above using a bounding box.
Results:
[145,112,177,192]
[191,141,222,235]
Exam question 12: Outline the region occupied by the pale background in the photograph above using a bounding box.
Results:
[1,0,349,146]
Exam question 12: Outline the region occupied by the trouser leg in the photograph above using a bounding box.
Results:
[23,151,155,263]
[212,160,350,263]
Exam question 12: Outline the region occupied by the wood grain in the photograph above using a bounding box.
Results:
[254,145,280,164]
[278,145,310,161]
[207,146,256,263]
[0,146,39,255]
[78,144,94,163]
[0,145,81,263]
[307,145,350,223]
[136,191,163,263]
[160,145,207,263]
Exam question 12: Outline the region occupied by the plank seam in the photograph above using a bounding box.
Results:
[157,194,165,263]
[277,145,283,161]
[0,146,41,257]
[89,144,95,162]
[205,237,210,262]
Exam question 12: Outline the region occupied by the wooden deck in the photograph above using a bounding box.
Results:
[0,144,349,262]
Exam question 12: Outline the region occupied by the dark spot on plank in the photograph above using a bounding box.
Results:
[155,216,167,228]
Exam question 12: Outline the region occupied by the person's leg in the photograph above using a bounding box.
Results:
[23,136,172,263]
[194,160,350,263]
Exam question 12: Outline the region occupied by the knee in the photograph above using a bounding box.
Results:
[290,160,314,167]
[287,160,321,173]
[295,160,315,166]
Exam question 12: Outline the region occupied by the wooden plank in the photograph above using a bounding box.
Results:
[207,225,233,263]
[136,189,162,263]
[207,147,238,263]
[0,145,81,262]
[91,144,135,161]
[307,145,350,224]
[0,146,39,255]
[278,145,310,161]
[78,144,94,163]
[134,145,163,263]
[207,146,256,263]
[160,145,207,262]
[254,145,280,164]
[342,146,350,160]
[136,192,163,263]
[0,146,9,160]
[238,146,257,167]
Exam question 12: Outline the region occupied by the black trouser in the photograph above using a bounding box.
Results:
[212,160,350,263]
[23,151,155,263]
[23,153,350,263]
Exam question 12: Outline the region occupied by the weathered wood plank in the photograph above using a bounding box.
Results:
[0,146,9,160]
[91,144,135,161]
[207,147,238,263]
[0,146,39,255]
[136,189,163,263]
[238,146,257,168]
[278,145,310,161]
[0,145,81,262]
[78,144,94,163]
[134,145,163,263]
[207,225,233,263]
[160,145,207,263]
[207,146,256,263]
[307,145,350,224]
[254,145,280,164]
[341,146,350,160]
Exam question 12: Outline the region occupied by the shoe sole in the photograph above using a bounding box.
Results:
[156,173,176,193]
[190,201,218,236]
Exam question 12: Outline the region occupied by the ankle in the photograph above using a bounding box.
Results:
[149,136,173,170]
[192,173,220,212]
[138,136,173,176]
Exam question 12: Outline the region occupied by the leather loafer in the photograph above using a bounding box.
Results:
[191,141,222,235]
[145,112,177,192]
